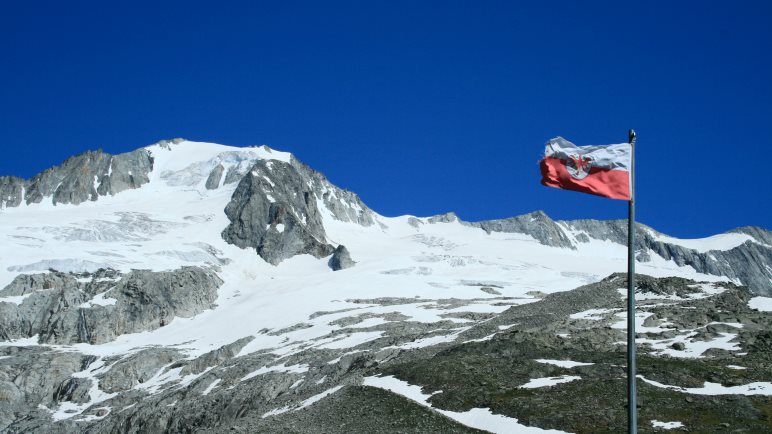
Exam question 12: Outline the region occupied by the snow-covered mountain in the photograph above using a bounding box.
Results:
[1,139,770,433]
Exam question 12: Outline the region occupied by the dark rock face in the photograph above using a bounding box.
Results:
[0,267,223,345]
[712,241,772,296]
[26,149,153,206]
[52,377,92,404]
[0,176,25,208]
[220,155,378,265]
[222,159,337,265]
[329,245,355,271]
[0,347,97,431]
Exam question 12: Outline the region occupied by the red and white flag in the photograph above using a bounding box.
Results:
[540,137,632,200]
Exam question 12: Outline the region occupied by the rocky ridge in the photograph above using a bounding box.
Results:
[0,141,163,208]
[400,209,770,295]
[430,211,772,296]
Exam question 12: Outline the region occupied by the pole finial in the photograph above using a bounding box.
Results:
[628,129,636,143]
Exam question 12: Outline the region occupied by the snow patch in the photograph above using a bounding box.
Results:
[262,385,344,418]
[636,332,740,358]
[363,375,568,433]
[535,359,594,368]
[651,420,684,430]
[519,376,581,389]
[748,296,772,312]
[639,376,772,395]
[241,364,308,382]
[201,378,221,396]
[647,229,755,253]
[79,291,118,308]
[0,293,33,305]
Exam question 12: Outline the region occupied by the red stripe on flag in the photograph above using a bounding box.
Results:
[540,157,631,200]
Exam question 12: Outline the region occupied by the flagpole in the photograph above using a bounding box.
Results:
[627,129,637,433]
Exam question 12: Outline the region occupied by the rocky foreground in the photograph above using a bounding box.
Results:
[2,273,770,433]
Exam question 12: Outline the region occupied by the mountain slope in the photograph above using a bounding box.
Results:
[0,139,770,433]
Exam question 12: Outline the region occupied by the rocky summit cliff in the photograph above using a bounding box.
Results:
[0,139,770,433]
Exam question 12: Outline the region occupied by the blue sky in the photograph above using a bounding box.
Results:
[1,1,770,237]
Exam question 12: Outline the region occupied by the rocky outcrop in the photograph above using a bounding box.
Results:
[205,164,225,190]
[0,267,223,345]
[179,336,254,376]
[426,212,459,224]
[220,153,379,265]
[468,210,576,249]
[0,176,25,208]
[425,210,575,249]
[731,226,772,246]
[288,157,376,227]
[25,148,153,206]
[329,245,355,271]
[221,159,336,265]
[98,348,183,393]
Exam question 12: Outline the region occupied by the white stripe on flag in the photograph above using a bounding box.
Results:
[546,137,631,171]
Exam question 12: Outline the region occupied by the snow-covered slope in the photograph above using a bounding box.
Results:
[1,139,770,433]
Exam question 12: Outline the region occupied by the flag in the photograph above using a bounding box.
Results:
[540,137,632,200]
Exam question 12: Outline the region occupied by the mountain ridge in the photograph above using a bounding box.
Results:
[1,139,770,295]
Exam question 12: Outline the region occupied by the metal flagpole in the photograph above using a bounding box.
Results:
[627,129,637,433]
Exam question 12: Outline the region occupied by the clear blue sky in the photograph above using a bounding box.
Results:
[1,1,770,237]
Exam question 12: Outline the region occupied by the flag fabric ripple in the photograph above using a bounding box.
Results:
[540,137,632,200]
